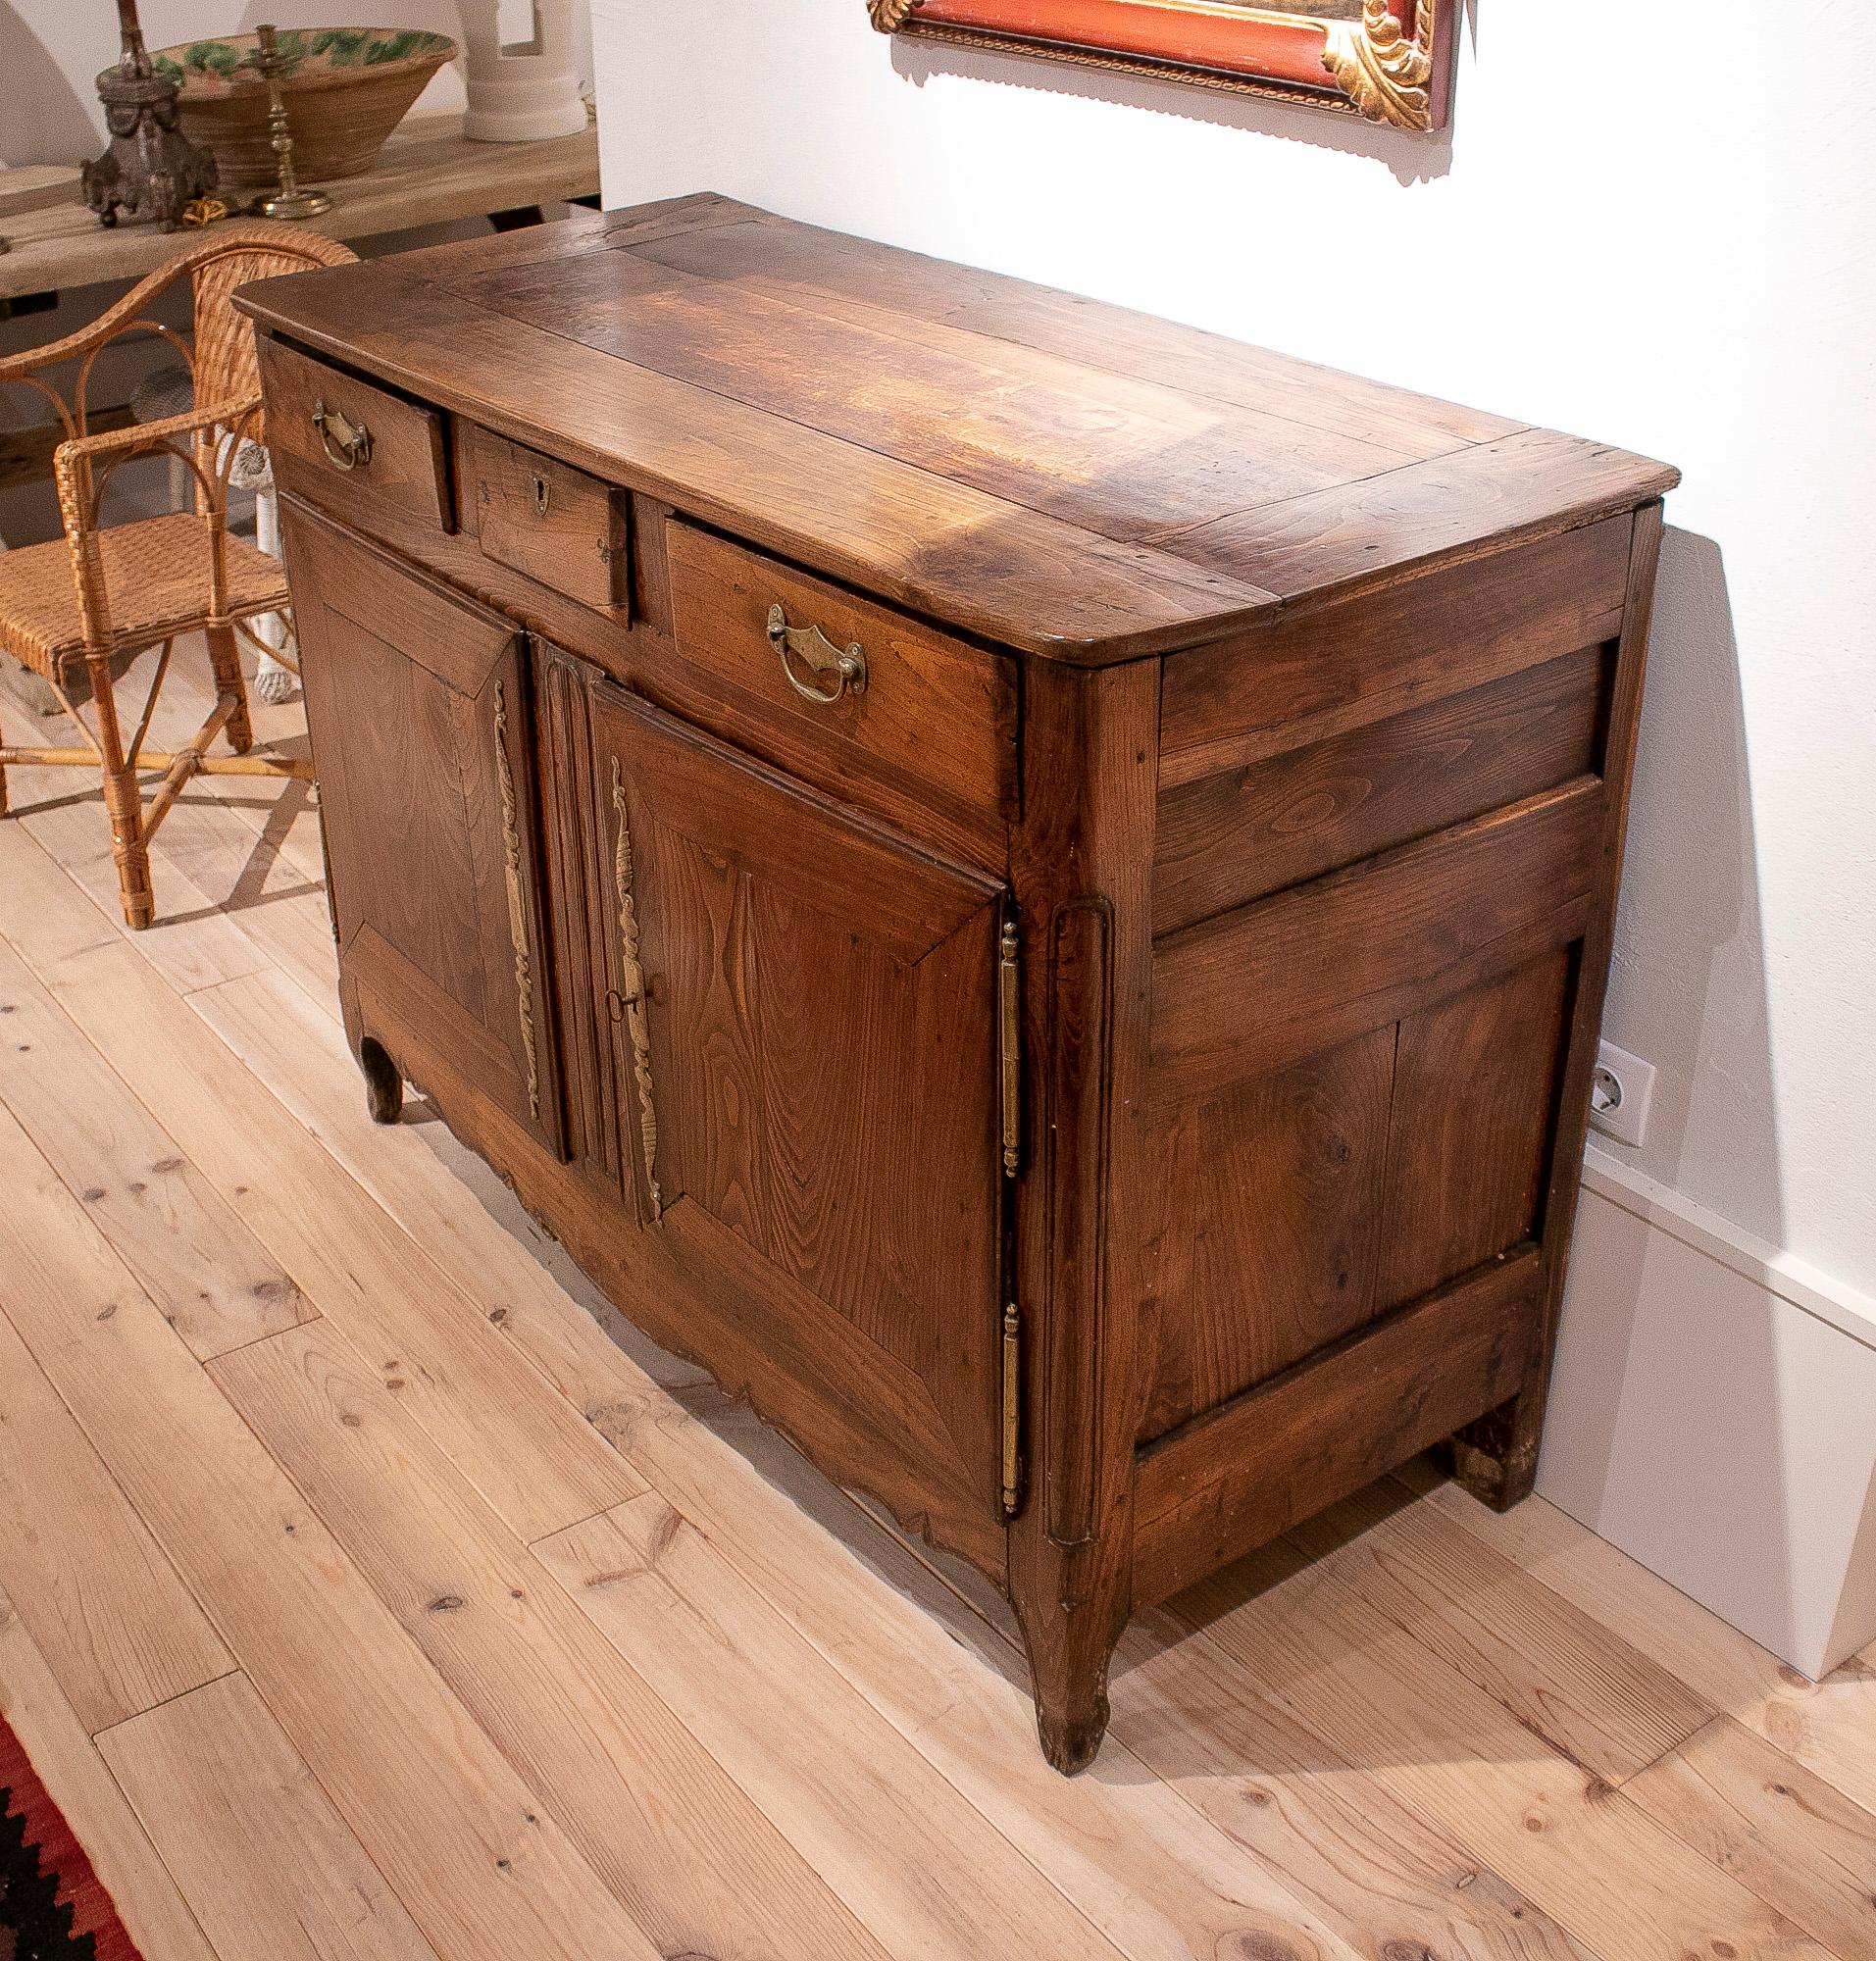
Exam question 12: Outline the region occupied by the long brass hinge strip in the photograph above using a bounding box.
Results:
[492,679,541,1121]
[1000,1300,1022,1519]
[998,913,1020,1177]
[998,906,1023,1518]
[609,754,663,1222]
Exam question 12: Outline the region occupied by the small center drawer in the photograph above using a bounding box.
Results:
[257,337,452,534]
[464,425,629,614]
[663,521,1017,856]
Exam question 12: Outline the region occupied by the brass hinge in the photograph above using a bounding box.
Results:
[492,679,541,1121]
[312,783,340,949]
[998,913,1020,1177]
[1000,1299,1023,1518]
[997,908,1023,1519]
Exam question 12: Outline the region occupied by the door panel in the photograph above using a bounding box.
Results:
[1378,949,1572,1304]
[584,672,1006,1512]
[283,499,563,1155]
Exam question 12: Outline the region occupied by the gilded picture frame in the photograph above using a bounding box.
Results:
[868,0,1457,131]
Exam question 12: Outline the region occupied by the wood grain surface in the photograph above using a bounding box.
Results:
[233,203,1681,1774]
[236,196,1677,662]
[1,643,1868,1961]
[466,425,629,614]
[0,114,599,304]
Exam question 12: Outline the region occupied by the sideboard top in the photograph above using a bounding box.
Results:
[237,193,1679,663]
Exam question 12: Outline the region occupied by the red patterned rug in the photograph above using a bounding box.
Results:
[0,1711,142,1960]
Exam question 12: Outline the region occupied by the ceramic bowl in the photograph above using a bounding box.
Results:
[151,28,458,188]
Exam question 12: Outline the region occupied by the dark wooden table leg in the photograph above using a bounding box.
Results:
[1008,659,1159,1773]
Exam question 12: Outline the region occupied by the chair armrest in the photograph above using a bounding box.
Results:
[52,394,266,655]
[57,392,259,465]
[53,393,262,487]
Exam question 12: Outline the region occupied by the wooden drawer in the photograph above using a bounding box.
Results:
[464,425,628,613]
[258,337,452,534]
[663,521,1017,848]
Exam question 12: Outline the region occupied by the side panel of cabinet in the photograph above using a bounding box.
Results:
[1137,516,1635,1447]
[1140,779,1593,1440]
[282,498,564,1156]
[574,664,1008,1549]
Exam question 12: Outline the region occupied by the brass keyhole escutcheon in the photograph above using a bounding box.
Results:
[532,475,551,518]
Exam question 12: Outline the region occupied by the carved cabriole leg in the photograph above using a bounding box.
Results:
[1006,657,1158,1774]
[331,974,400,1124]
[84,648,154,930]
[1449,501,1668,1511]
[358,1033,405,1126]
[205,622,254,754]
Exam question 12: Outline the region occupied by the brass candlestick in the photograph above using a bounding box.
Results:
[247,25,330,221]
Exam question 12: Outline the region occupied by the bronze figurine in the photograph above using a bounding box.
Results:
[83,0,219,231]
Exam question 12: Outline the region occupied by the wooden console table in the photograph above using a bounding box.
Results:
[242,196,1677,1773]
[0,113,598,305]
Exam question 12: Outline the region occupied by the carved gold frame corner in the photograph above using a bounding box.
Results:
[1322,0,1438,131]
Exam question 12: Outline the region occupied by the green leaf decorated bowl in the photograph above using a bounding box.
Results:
[149,27,458,188]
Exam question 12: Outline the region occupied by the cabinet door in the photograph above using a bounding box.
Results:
[283,500,563,1154]
[586,673,1006,1521]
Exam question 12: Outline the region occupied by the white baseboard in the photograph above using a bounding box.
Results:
[1538,1147,1876,1680]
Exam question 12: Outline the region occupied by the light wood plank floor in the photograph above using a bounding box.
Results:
[0,640,1871,1961]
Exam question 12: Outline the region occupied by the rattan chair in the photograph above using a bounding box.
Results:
[0,223,356,929]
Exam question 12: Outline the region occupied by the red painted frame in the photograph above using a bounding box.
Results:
[876,1,1457,127]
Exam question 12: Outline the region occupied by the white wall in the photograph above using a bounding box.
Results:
[593,0,1876,1302]
[1545,1150,1876,1678]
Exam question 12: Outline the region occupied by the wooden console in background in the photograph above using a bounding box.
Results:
[241,196,1677,1772]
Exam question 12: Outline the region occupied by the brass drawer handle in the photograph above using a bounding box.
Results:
[767,603,867,704]
[311,399,372,472]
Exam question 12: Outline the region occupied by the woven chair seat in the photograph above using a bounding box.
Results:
[0,513,288,682]
[0,221,353,930]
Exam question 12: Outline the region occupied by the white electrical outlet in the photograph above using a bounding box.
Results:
[1589,1039,1655,1149]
